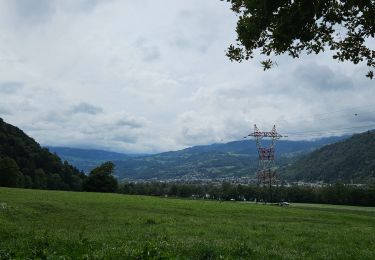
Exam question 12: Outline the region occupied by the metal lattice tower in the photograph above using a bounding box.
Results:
[246,124,284,202]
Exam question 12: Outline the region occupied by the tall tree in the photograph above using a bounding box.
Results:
[33,169,47,189]
[0,157,24,187]
[223,0,375,78]
[83,161,118,193]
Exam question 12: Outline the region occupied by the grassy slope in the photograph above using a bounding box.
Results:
[0,188,374,259]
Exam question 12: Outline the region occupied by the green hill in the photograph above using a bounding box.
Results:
[0,118,85,190]
[282,130,375,183]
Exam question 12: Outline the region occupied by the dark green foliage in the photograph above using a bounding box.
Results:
[0,157,23,187]
[224,0,375,77]
[83,161,118,192]
[33,169,47,189]
[0,118,85,190]
[47,174,63,190]
[279,183,375,206]
[283,130,375,183]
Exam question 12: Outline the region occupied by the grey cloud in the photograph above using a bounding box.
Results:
[68,0,103,12]
[6,0,107,26]
[295,64,353,90]
[351,111,375,124]
[116,118,145,129]
[179,126,215,146]
[170,35,210,54]
[143,48,160,62]
[0,82,23,94]
[71,103,103,115]
[0,0,373,153]
[110,134,138,144]
[54,0,110,15]
[136,38,161,62]
[0,107,11,116]
[169,8,217,54]
[10,0,54,24]
[171,36,191,49]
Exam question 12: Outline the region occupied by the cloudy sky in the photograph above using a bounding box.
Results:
[0,0,374,153]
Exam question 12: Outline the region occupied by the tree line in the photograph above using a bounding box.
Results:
[0,155,85,190]
[0,157,118,193]
[118,182,375,207]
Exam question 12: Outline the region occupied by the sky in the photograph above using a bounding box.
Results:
[0,0,374,153]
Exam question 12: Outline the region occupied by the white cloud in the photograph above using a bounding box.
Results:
[71,102,103,115]
[0,0,374,153]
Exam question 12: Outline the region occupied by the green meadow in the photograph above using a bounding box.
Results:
[0,188,374,259]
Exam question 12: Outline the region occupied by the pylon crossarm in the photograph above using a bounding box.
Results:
[249,132,282,138]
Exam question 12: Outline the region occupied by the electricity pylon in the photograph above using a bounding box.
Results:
[245,124,284,202]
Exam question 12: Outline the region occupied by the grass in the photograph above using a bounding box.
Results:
[0,188,374,259]
[293,203,375,212]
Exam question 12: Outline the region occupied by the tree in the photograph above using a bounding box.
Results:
[223,0,375,78]
[83,161,118,192]
[0,157,24,187]
[33,169,47,189]
[47,173,63,190]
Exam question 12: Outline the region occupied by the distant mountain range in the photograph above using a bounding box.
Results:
[48,136,347,181]
[3,117,373,185]
[47,147,130,173]
[281,130,375,183]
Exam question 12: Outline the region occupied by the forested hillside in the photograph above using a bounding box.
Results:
[0,118,85,190]
[283,130,375,183]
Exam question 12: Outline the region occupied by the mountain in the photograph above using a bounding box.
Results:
[282,130,375,183]
[161,136,346,156]
[47,147,130,173]
[50,136,347,180]
[0,118,85,190]
[114,137,346,180]
[48,147,129,161]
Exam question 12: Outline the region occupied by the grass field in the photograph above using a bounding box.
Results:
[0,188,374,259]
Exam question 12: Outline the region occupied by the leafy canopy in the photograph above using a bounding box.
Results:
[83,161,118,193]
[223,0,375,78]
[0,157,23,187]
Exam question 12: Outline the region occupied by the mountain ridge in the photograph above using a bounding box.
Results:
[282,130,375,183]
[49,136,348,180]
